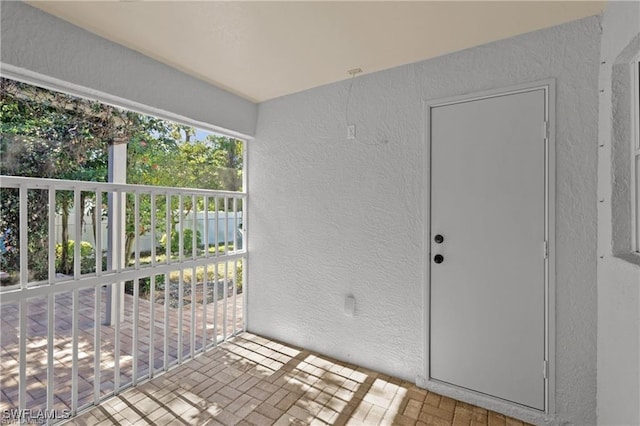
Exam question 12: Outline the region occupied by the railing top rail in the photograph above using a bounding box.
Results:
[0,175,246,197]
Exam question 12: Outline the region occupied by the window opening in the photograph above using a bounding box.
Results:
[0,76,246,417]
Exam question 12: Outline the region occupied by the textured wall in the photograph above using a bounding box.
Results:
[249,17,601,425]
[0,1,257,137]
[596,2,640,424]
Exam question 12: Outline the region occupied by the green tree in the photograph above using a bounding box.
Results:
[207,135,243,192]
[123,129,244,262]
[1,78,110,277]
[1,77,245,275]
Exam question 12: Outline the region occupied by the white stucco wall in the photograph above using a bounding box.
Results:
[0,1,257,138]
[597,2,640,425]
[249,17,601,425]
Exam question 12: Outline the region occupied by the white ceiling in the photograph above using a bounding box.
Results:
[28,1,605,102]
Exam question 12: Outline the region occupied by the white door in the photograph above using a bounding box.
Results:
[429,88,547,410]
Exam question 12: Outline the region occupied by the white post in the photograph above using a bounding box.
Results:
[106,142,127,325]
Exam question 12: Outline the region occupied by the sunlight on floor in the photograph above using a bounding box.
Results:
[68,333,530,425]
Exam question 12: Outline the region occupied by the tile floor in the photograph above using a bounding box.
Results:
[67,333,531,426]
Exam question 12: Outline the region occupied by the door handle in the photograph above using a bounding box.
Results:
[434,254,444,264]
[434,234,444,244]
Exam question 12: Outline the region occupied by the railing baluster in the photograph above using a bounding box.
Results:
[233,258,238,336]
[74,189,81,279]
[233,197,238,254]
[72,287,79,414]
[191,266,196,357]
[204,196,209,258]
[134,192,140,269]
[133,277,139,385]
[242,256,247,332]
[214,197,219,257]
[18,298,26,412]
[223,261,228,341]
[192,195,197,260]
[213,262,218,346]
[149,274,155,378]
[151,193,156,266]
[96,191,103,275]
[116,190,123,273]
[48,187,56,283]
[114,188,123,395]
[178,269,184,363]
[165,194,171,264]
[47,293,54,414]
[202,264,208,350]
[47,187,55,413]
[94,283,101,404]
[94,190,102,404]
[179,195,184,263]
[163,271,169,371]
[224,198,229,256]
[114,280,121,394]
[19,185,27,287]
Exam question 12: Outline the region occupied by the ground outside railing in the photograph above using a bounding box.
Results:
[0,175,247,425]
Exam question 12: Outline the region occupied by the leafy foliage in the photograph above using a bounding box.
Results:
[1,78,109,279]
[159,229,203,256]
[55,240,96,275]
[0,77,243,282]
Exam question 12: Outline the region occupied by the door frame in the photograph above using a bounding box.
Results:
[419,80,556,420]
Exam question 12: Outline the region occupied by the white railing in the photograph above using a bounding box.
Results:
[0,175,247,423]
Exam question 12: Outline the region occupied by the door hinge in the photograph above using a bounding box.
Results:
[543,121,549,140]
[543,360,549,379]
[543,240,549,259]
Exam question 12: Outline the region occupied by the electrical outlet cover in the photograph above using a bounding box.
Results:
[344,295,355,316]
[347,125,356,139]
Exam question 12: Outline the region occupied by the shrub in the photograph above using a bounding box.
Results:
[235,262,243,294]
[55,240,95,274]
[160,229,202,255]
[124,274,165,298]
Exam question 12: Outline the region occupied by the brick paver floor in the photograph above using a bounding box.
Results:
[0,285,243,414]
[68,333,532,426]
